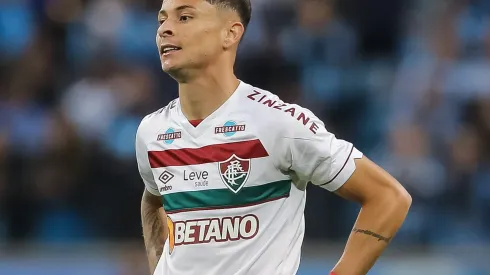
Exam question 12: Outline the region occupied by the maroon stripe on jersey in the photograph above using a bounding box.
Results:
[319,145,354,186]
[148,139,269,168]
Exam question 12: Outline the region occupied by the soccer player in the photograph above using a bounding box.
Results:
[136,0,411,274]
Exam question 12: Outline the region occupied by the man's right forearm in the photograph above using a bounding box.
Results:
[141,190,167,274]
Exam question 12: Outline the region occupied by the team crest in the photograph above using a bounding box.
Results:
[218,154,251,194]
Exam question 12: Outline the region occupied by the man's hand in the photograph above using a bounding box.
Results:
[331,156,411,275]
[141,189,168,274]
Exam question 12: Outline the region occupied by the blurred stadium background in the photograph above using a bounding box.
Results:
[1,0,490,274]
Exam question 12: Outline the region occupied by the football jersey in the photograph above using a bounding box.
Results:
[135,81,363,275]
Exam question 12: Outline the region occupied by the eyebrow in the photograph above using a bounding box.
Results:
[159,5,196,16]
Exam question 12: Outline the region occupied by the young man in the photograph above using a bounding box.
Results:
[136,0,412,274]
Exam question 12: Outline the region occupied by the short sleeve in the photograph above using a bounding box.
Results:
[135,119,160,196]
[280,106,363,192]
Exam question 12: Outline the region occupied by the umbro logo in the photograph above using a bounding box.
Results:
[159,171,174,184]
[159,171,174,192]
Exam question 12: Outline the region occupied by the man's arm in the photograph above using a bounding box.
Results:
[141,189,168,274]
[136,116,168,274]
[331,156,411,275]
[269,101,410,274]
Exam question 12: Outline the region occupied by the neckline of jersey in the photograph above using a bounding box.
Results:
[176,80,246,139]
[188,119,203,127]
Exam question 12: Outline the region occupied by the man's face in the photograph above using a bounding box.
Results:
[156,0,226,74]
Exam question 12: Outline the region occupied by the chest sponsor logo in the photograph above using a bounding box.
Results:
[184,170,209,188]
[215,120,246,137]
[158,128,182,144]
[166,214,259,254]
[218,154,250,194]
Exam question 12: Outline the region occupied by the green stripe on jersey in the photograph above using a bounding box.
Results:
[163,180,291,213]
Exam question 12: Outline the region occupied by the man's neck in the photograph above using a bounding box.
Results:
[178,69,240,120]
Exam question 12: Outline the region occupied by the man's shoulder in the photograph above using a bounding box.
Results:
[238,84,286,120]
[137,98,179,138]
[238,83,323,138]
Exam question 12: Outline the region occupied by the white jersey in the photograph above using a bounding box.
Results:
[135,81,363,275]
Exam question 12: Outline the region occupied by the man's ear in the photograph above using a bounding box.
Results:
[223,22,245,49]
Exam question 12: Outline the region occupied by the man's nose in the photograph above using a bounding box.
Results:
[157,22,174,37]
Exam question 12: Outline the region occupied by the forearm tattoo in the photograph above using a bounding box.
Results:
[352,228,392,243]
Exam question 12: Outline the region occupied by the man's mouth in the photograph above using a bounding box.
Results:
[160,45,182,56]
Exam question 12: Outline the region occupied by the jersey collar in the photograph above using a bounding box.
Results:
[177,81,246,139]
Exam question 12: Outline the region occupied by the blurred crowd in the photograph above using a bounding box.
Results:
[0,0,489,247]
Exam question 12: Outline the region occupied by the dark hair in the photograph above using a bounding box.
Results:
[206,0,252,29]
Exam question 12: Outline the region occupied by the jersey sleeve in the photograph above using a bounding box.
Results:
[135,118,160,196]
[279,106,363,192]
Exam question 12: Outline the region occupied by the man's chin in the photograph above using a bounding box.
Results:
[162,64,188,81]
[162,63,181,74]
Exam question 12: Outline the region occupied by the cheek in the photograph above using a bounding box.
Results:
[205,29,224,51]
[201,30,214,56]
[191,30,218,56]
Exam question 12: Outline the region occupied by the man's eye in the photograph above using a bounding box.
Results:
[158,19,166,25]
[180,16,191,22]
